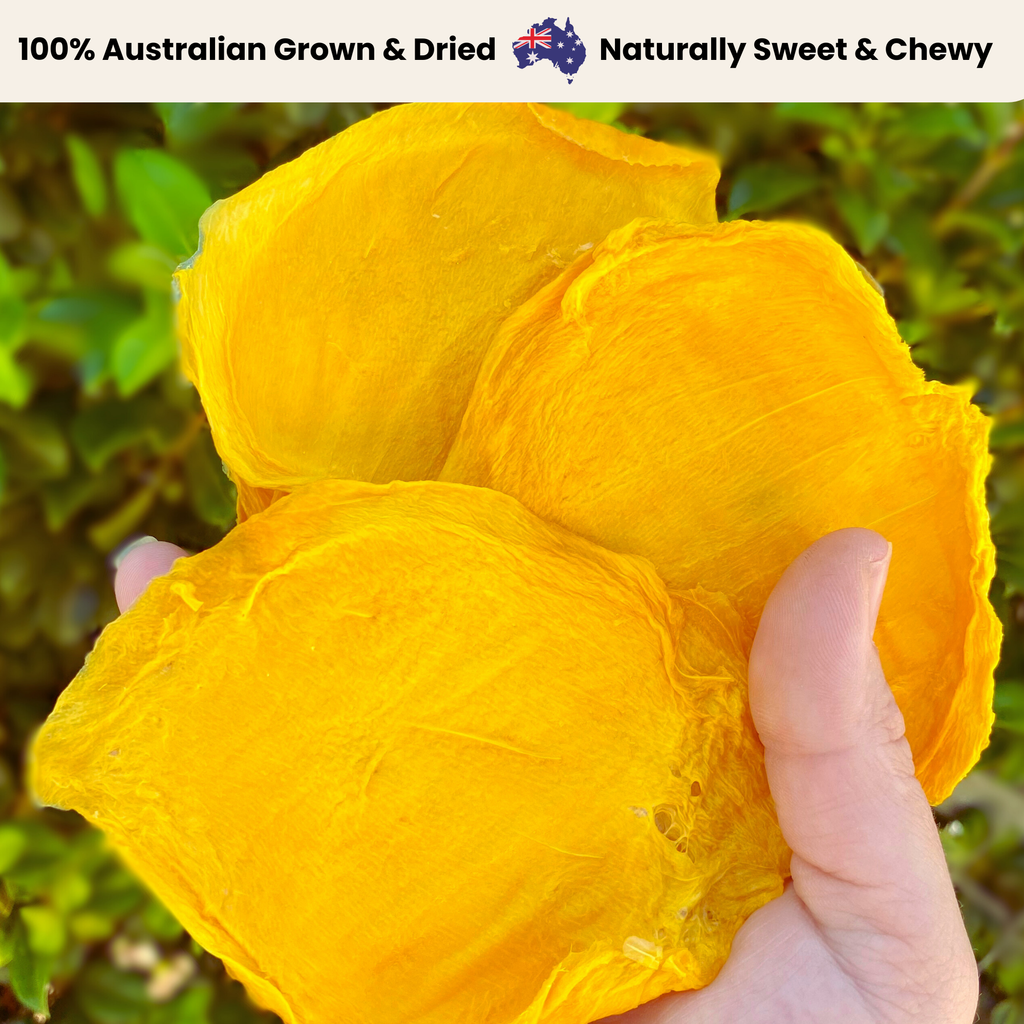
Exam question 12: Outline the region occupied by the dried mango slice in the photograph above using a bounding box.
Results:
[440,218,1000,804]
[31,480,787,1024]
[173,103,719,518]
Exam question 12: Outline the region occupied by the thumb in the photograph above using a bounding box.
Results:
[113,536,190,613]
[748,528,971,969]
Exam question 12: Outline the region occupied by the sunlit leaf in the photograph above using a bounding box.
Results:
[549,102,628,125]
[0,823,28,872]
[0,347,32,407]
[21,905,67,957]
[114,149,211,260]
[111,295,177,396]
[107,243,177,292]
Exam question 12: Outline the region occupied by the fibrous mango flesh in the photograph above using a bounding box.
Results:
[440,218,1000,804]
[173,103,718,519]
[31,480,788,1024]
[31,103,1000,1024]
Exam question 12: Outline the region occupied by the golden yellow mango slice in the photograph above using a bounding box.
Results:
[441,219,1000,804]
[173,104,719,518]
[31,480,787,1024]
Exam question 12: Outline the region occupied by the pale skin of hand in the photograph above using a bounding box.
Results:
[114,528,979,1024]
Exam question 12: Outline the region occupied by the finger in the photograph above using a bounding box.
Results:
[113,537,189,613]
[747,528,974,975]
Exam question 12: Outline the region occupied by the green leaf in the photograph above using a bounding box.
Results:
[869,161,916,207]
[185,429,236,529]
[86,481,160,553]
[111,295,178,396]
[9,918,52,1017]
[998,556,1024,597]
[941,209,1024,256]
[991,421,1024,449]
[776,102,858,134]
[21,905,67,957]
[67,911,115,942]
[38,289,139,394]
[108,243,178,292]
[0,824,28,873]
[0,251,13,295]
[898,104,984,145]
[0,346,33,407]
[146,984,212,1024]
[181,148,260,197]
[835,186,890,255]
[141,898,184,942]
[997,956,1024,998]
[0,293,27,350]
[888,207,942,269]
[50,872,92,914]
[992,999,1024,1024]
[549,103,628,126]
[82,864,145,919]
[1,822,70,897]
[114,149,211,260]
[156,103,243,147]
[66,135,108,218]
[76,962,148,1024]
[0,925,16,968]
[726,164,818,218]
[909,268,981,318]
[994,680,1024,734]
[48,257,75,293]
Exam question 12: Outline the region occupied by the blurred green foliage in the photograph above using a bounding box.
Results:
[0,100,1022,1022]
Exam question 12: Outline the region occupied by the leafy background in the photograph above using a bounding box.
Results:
[0,100,1022,1023]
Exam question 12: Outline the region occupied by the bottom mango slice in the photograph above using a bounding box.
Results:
[31,479,787,1024]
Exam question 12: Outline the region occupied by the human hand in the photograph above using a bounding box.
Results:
[113,528,979,1024]
[599,528,978,1024]
[112,536,190,613]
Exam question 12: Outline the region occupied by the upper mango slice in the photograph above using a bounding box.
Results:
[440,218,1001,804]
[173,103,719,518]
[31,480,787,1024]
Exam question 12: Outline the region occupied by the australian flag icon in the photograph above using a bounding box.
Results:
[512,16,587,84]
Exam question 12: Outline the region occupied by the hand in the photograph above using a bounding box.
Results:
[113,536,190,613]
[599,528,978,1024]
[113,529,979,1024]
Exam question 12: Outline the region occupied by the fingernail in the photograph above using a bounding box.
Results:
[112,535,158,571]
[867,541,893,633]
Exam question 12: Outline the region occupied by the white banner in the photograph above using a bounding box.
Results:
[1,0,1021,101]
